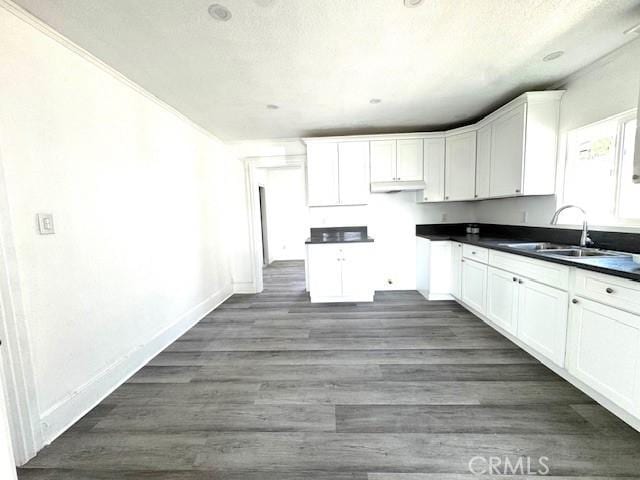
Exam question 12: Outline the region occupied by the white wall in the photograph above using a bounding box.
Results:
[0,5,246,452]
[264,167,308,262]
[309,195,475,290]
[475,38,640,228]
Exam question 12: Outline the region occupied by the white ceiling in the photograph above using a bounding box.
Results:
[12,0,640,141]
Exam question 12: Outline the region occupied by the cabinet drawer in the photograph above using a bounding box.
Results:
[574,269,640,316]
[463,244,488,263]
[489,250,569,290]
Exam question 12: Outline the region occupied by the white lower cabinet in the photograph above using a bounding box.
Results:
[451,242,463,299]
[461,259,487,314]
[567,297,640,415]
[307,243,374,303]
[516,278,568,367]
[486,266,519,335]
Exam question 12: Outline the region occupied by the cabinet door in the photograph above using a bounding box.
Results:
[490,104,526,197]
[486,267,519,335]
[475,123,492,199]
[306,143,339,206]
[451,242,463,299]
[338,142,370,205]
[307,245,343,297]
[461,258,487,314]
[396,139,423,181]
[445,131,477,201]
[370,140,396,182]
[422,137,445,202]
[340,244,374,297]
[517,279,568,367]
[567,298,640,414]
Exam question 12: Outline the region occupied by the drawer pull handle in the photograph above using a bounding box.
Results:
[572,298,579,304]
[606,287,614,294]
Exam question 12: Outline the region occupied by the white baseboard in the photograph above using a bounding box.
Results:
[311,294,374,303]
[233,281,258,294]
[38,285,233,447]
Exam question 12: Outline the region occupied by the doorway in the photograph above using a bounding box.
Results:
[258,185,269,267]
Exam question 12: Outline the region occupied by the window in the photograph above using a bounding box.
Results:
[562,111,638,225]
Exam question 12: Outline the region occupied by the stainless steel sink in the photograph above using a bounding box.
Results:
[538,248,625,258]
[500,242,573,251]
[500,242,629,258]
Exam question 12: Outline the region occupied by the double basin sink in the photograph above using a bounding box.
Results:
[500,242,630,259]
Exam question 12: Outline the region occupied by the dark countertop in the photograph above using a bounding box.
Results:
[306,226,374,244]
[417,232,640,282]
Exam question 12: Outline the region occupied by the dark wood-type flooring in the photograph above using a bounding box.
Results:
[18,261,640,479]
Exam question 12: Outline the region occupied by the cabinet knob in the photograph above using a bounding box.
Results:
[606,287,614,294]
[515,189,521,193]
[474,194,478,198]
[445,196,449,200]
[518,279,523,284]
[512,277,517,282]
[424,197,428,201]
[572,298,579,304]
[633,174,639,181]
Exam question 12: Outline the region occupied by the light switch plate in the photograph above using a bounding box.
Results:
[37,213,55,234]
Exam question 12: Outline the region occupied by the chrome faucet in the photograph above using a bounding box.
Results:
[550,205,593,247]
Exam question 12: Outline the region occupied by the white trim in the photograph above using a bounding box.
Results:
[0,0,222,145]
[39,286,232,446]
[311,294,374,303]
[0,144,41,464]
[233,282,258,294]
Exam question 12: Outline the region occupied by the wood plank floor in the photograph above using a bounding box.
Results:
[18,261,640,479]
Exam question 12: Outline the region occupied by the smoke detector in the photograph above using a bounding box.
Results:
[208,4,232,21]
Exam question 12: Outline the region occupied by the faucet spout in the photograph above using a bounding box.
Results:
[550,205,593,247]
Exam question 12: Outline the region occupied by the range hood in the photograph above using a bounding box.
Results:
[370,180,426,193]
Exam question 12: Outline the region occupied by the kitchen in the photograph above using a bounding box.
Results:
[1,1,640,478]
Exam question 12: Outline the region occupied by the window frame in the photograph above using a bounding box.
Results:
[561,108,638,227]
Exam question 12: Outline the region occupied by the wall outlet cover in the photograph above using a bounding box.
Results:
[37,213,55,234]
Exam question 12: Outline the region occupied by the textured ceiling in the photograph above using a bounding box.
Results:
[12,0,640,140]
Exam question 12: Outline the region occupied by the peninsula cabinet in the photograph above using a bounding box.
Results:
[306,141,369,206]
[307,243,374,303]
[444,131,477,201]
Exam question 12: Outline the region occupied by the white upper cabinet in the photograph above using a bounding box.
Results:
[370,140,397,182]
[420,137,446,202]
[489,93,562,197]
[338,141,370,205]
[306,142,339,206]
[445,131,477,201]
[306,141,369,207]
[475,124,492,200]
[490,103,526,197]
[396,139,424,181]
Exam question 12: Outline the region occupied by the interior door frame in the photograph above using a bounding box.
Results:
[0,141,42,465]
[243,155,306,293]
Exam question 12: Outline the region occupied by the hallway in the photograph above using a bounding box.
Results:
[18,261,640,479]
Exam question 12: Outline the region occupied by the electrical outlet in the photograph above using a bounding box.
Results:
[441,212,448,222]
[37,213,55,234]
[522,211,528,223]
